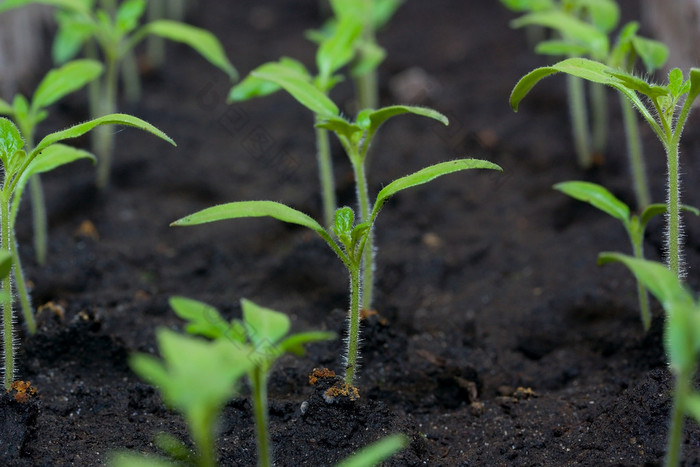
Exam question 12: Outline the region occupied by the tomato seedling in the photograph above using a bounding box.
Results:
[511,59,700,279]
[599,253,700,467]
[0,113,174,389]
[554,181,699,330]
[0,0,235,188]
[171,159,501,390]
[0,59,102,267]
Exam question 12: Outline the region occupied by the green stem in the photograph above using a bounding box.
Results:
[567,75,592,169]
[352,158,373,312]
[96,56,119,189]
[147,0,166,68]
[170,0,187,21]
[10,236,35,335]
[315,125,336,229]
[665,368,690,467]
[1,194,14,390]
[620,95,650,209]
[631,234,651,331]
[121,47,142,103]
[251,367,271,467]
[665,141,681,277]
[355,19,379,111]
[344,266,361,385]
[29,175,47,265]
[590,82,607,157]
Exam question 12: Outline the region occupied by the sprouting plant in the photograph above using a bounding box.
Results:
[554,181,699,330]
[0,59,102,270]
[506,1,668,208]
[310,0,404,111]
[511,59,700,278]
[170,297,335,467]
[598,253,700,467]
[0,0,236,188]
[233,59,453,312]
[229,17,363,228]
[110,298,403,467]
[171,159,501,390]
[0,113,174,390]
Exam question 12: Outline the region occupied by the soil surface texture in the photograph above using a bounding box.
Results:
[3,0,700,465]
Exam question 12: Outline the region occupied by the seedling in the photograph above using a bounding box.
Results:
[0,0,236,188]
[598,253,700,467]
[171,297,335,466]
[0,113,174,390]
[171,159,501,389]
[554,181,699,330]
[0,59,102,268]
[511,59,700,278]
[234,60,453,311]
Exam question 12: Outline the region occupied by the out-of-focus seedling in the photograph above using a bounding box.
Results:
[598,253,700,467]
[554,181,699,330]
[171,159,501,390]
[0,59,102,267]
[0,113,174,389]
[0,0,235,188]
[511,59,700,279]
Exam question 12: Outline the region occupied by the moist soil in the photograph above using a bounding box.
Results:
[3,0,700,465]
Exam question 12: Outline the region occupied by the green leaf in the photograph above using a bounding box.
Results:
[0,0,90,14]
[553,181,630,224]
[108,451,176,467]
[535,40,589,57]
[241,298,290,350]
[668,68,685,97]
[336,433,408,467]
[607,70,668,99]
[371,159,502,221]
[169,296,231,340]
[317,15,363,82]
[315,116,362,142]
[0,118,25,166]
[350,41,386,78]
[363,105,449,135]
[116,0,146,34]
[171,200,327,237]
[32,60,103,111]
[333,206,355,242]
[373,0,404,29]
[0,251,13,280]
[52,12,96,64]
[500,0,554,12]
[278,330,336,356]
[228,58,309,103]
[686,393,700,425]
[153,432,195,465]
[577,0,619,33]
[140,20,237,80]
[639,203,666,227]
[688,68,700,101]
[631,36,668,73]
[32,113,175,158]
[511,11,608,58]
[252,65,339,117]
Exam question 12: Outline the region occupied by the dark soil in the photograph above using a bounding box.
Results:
[3,0,700,465]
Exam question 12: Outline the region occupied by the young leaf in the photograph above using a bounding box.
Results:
[228,58,310,103]
[577,0,619,33]
[241,298,290,350]
[139,20,237,80]
[32,60,103,111]
[640,204,700,228]
[553,181,630,224]
[252,65,339,117]
[315,116,362,141]
[535,40,590,57]
[109,452,175,467]
[0,118,25,164]
[362,105,449,134]
[688,68,700,101]
[373,0,404,29]
[333,206,355,242]
[116,0,147,35]
[371,159,502,220]
[169,296,230,340]
[52,11,96,64]
[631,36,668,73]
[171,200,327,237]
[0,251,12,280]
[317,15,363,82]
[336,433,408,467]
[32,113,175,157]
[278,330,336,356]
[686,393,700,425]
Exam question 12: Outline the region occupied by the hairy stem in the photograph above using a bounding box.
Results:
[620,95,650,209]
[96,56,119,189]
[11,236,34,335]
[665,368,690,467]
[590,82,607,157]
[567,75,592,169]
[665,141,681,277]
[315,126,336,229]
[344,266,361,385]
[251,367,271,467]
[29,175,47,265]
[352,159,374,312]
[1,195,14,390]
